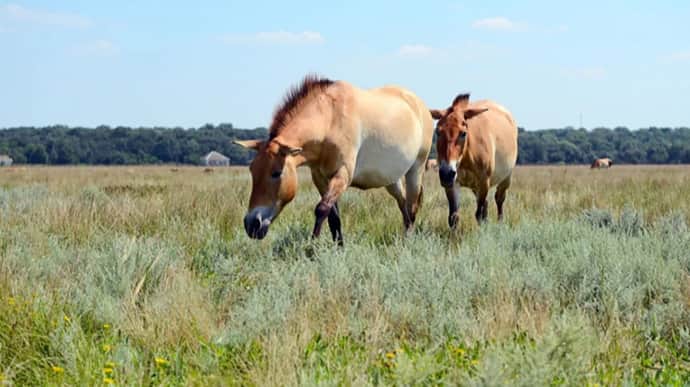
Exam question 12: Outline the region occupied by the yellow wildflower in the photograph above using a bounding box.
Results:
[51,365,64,373]
[103,367,114,374]
[154,357,169,367]
[385,352,396,359]
[7,297,15,306]
[105,361,116,368]
[454,348,465,356]
[102,344,112,353]
[471,359,480,366]
[103,323,111,330]
[63,315,71,323]
[103,377,115,384]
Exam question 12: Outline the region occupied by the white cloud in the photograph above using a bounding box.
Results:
[397,44,434,57]
[472,17,524,31]
[564,67,606,80]
[661,51,690,63]
[221,31,325,45]
[72,40,120,57]
[0,3,92,28]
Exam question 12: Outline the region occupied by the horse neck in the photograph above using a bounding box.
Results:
[276,105,335,167]
[459,134,477,169]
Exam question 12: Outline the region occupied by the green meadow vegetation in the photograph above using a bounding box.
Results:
[1,165,689,385]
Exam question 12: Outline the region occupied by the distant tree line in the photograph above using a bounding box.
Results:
[0,124,264,165]
[516,127,690,164]
[1,124,689,165]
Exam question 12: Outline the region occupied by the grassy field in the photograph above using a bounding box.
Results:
[1,164,689,385]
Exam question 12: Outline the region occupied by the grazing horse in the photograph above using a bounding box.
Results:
[425,158,438,171]
[591,158,613,169]
[430,94,518,228]
[234,75,434,244]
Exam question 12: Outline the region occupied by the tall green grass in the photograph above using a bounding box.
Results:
[1,165,689,385]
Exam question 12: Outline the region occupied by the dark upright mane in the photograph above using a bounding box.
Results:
[452,93,471,108]
[269,75,334,138]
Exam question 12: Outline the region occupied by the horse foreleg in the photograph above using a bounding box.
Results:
[312,167,349,241]
[445,185,460,229]
[312,171,344,244]
[475,180,490,224]
[327,202,343,245]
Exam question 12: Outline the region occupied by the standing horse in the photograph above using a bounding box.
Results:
[234,75,434,244]
[431,94,518,228]
[591,158,613,168]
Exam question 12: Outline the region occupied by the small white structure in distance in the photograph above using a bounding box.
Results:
[0,154,13,166]
[200,151,230,167]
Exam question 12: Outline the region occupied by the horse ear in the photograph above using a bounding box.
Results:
[463,108,489,120]
[233,139,264,150]
[430,109,448,120]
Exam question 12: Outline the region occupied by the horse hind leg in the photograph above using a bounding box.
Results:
[385,180,412,232]
[495,175,512,221]
[403,158,426,230]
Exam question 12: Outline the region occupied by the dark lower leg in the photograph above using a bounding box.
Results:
[475,182,489,224]
[327,202,343,245]
[404,167,424,231]
[312,166,349,240]
[406,185,423,227]
[496,193,506,221]
[495,178,510,222]
[312,201,332,238]
[445,186,460,229]
[475,200,488,223]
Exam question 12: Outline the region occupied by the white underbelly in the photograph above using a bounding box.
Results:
[489,137,517,186]
[490,160,513,186]
[351,136,417,189]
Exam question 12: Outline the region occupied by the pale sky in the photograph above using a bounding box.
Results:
[1,1,689,130]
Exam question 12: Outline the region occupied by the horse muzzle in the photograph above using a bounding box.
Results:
[243,207,274,240]
[438,165,456,188]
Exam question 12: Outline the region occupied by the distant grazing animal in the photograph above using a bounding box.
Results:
[426,158,438,171]
[204,167,214,173]
[430,93,518,228]
[234,75,434,244]
[591,158,613,169]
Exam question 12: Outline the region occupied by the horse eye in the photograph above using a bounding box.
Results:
[271,170,282,179]
[457,132,467,144]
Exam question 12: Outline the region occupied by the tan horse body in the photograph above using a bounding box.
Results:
[591,158,613,168]
[235,76,434,243]
[431,94,518,227]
